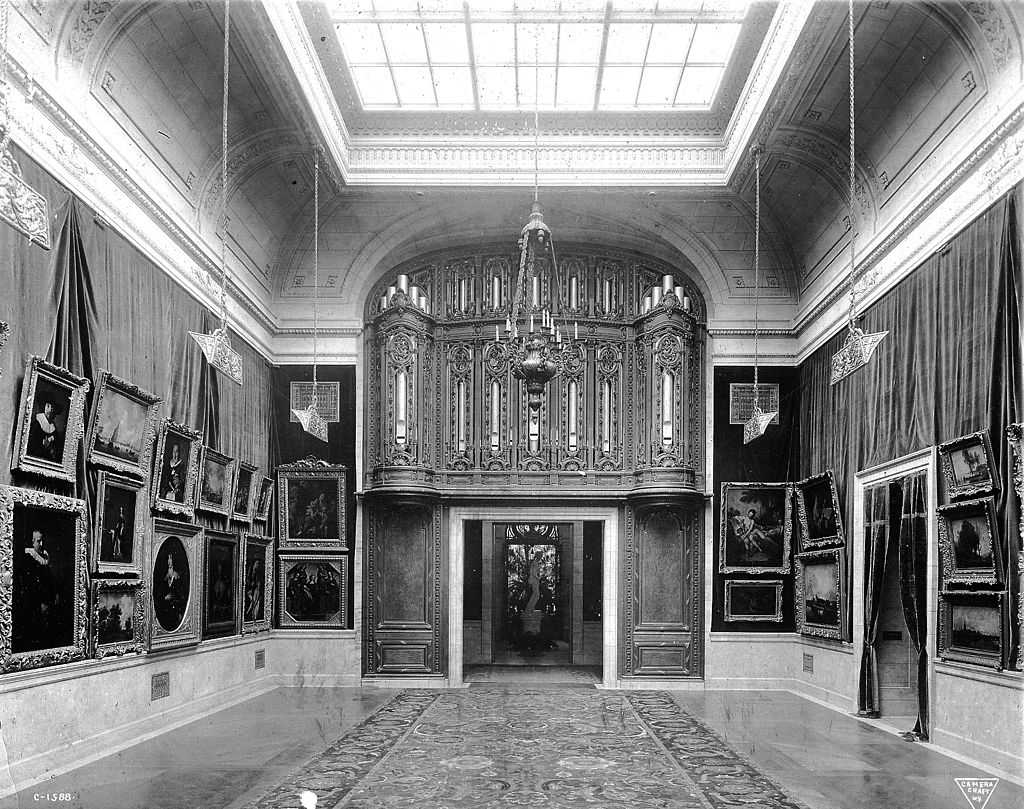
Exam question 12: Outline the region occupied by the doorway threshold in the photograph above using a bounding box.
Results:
[464,664,602,685]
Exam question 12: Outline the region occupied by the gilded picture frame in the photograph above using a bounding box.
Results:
[231,462,259,524]
[0,320,9,379]
[795,470,845,550]
[938,430,998,500]
[92,579,146,659]
[254,475,274,524]
[719,482,792,574]
[151,420,202,519]
[12,355,91,483]
[93,471,146,576]
[724,579,784,622]
[277,553,348,628]
[277,458,347,550]
[936,498,1003,587]
[202,529,240,640]
[1,486,88,673]
[938,590,1005,670]
[148,518,203,653]
[1009,423,1023,671]
[795,548,845,641]
[241,532,273,634]
[86,370,162,479]
[197,448,237,518]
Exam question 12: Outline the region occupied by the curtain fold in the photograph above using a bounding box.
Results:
[898,471,929,739]
[857,482,891,716]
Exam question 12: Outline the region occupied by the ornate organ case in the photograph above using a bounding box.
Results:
[363,244,705,680]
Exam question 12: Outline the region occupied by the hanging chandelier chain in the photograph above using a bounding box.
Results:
[847,0,857,331]
[312,147,320,392]
[217,0,231,333]
[0,0,13,156]
[533,36,539,204]
[753,144,761,395]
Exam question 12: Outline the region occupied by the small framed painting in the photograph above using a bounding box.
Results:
[148,519,203,653]
[12,356,91,483]
[92,579,146,659]
[152,420,202,519]
[1,486,89,673]
[795,548,845,641]
[937,498,1003,586]
[938,590,1005,670]
[86,371,162,479]
[277,554,348,628]
[203,529,239,639]
[277,458,347,550]
[724,579,784,622]
[254,476,274,524]
[939,430,998,500]
[232,462,258,523]
[197,448,237,518]
[93,471,145,575]
[241,532,273,634]
[1010,423,1023,671]
[719,482,792,574]
[795,470,845,550]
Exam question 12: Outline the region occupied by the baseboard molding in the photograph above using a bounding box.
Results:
[275,673,361,688]
[361,676,449,689]
[704,677,794,690]
[612,678,707,690]
[788,678,857,712]
[930,727,1024,785]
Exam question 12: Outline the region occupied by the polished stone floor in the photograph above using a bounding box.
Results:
[5,687,1021,809]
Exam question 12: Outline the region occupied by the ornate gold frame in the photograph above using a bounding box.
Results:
[12,355,91,483]
[202,528,240,640]
[724,579,784,622]
[148,518,203,653]
[277,457,347,550]
[231,462,259,523]
[936,497,1003,587]
[0,485,88,673]
[938,590,1005,670]
[241,532,273,634]
[276,553,349,629]
[1008,422,1022,671]
[197,447,237,518]
[93,470,146,576]
[86,370,162,479]
[254,475,274,524]
[795,547,846,641]
[151,419,203,519]
[938,429,999,500]
[795,469,845,550]
[719,482,792,574]
[92,579,146,659]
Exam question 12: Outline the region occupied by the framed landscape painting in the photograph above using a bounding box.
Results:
[148,519,203,652]
[93,471,145,575]
[203,529,239,639]
[86,371,162,478]
[152,420,202,519]
[938,591,1005,670]
[937,498,1003,586]
[795,548,845,641]
[232,462,258,524]
[939,430,998,500]
[277,554,348,628]
[719,482,792,574]
[724,580,784,622]
[241,533,273,634]
[12,356,91,483]
[277,458,347,550]
[197,448,236,518]
[795,470,845,550]
[92,579,146,659]
[1,486,88,673]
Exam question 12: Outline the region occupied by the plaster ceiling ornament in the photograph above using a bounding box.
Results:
[743,144,777,445]
[189,0,242,386]
[290,147,327,444]
[831,0,886,386]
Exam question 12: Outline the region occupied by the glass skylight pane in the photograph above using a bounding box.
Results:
[470,0,517,12]
[373,0,420,12]
[637,65,681,105]
[599,65,642,106]
[424,23,470,63]
[557,23,604,63]
[556,65,597,109]
[379,23,429,63]
[675,65,722,105]
[351,66,398,104]
[516,23,559,64]
[516,0,563,12]
[472,23,516,65]
[611,0,658,11]
[392,65,437,104]
[477,65,518,107]
[432,65,475,105]
[333,0,375,15]
[518,65,557,108]
[655,0,704,10]
[418,0,466,12]
[604,24,651,64]
[688,24,739,63]
[645,23,694,64]
[337,23,387,63]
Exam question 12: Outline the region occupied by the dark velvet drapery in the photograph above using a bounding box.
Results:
[857,481,890,716]
[898,472,929,738]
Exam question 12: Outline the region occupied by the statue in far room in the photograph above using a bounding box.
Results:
[521,550,545,634]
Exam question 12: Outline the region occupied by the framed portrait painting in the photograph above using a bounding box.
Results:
[1011,423,1023,671]
[92,579,146,659]
[232,462,258,523]
[148,519,203,652]
[724,580,784,622]
[938,591,1005,670]
[86,371,162,478]
[795,548,845,641]
[254,476,274,524]
[152,420,202,519]
[719,482,792,574]
[939,430,998,500]
[12,356,91,482]
[277,554,348,628]
[203,529,239,639]
[277,458,347,550]
[197,448,236,518]
[937,498,1003,586]
[241,533,273,633]
[795,470,845,550]
[0,486,88,673]
[93,471,145,575]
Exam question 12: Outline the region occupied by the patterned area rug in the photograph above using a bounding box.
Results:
[247,688,807,809]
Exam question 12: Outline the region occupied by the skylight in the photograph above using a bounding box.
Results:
[330,1,748,112]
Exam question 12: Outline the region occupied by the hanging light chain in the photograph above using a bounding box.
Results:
[217,0,231,333]
[0,0,13,156]
[312,147,320,393]
[752,144,762,395]
[847,0,857,331]
[533,35,539,204]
